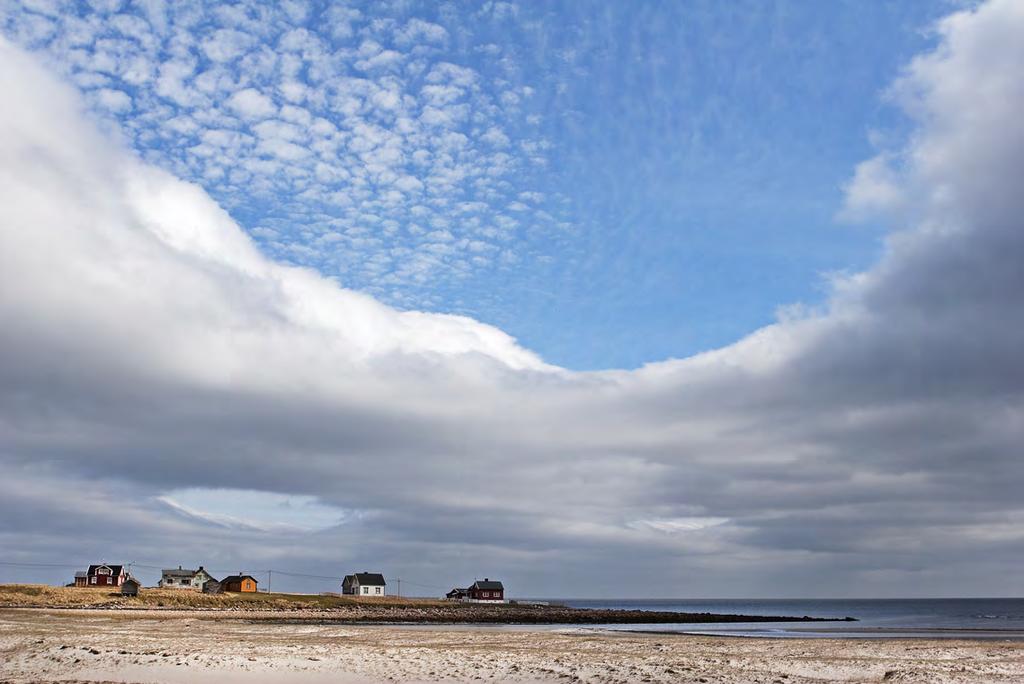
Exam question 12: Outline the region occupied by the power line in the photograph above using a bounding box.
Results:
[265,569,342,581]
[390,578,448,591]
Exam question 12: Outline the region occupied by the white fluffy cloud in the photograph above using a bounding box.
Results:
[2,0,1024,596]
[226,87,277,119]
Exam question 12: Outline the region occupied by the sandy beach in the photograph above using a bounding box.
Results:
[2,608,1023,684]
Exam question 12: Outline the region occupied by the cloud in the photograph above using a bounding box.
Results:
[226,87,276,119]
[93,87,132,113]
[158,488,356,533]
[1,0,1024,597]
[0,1,553,311]
[201,28,254,63]
[154,58,196,106]
[393,19,448,47]
[838,154,903,222]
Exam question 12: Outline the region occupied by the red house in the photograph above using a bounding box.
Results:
[467,578,504,601]
[85,564,128,587]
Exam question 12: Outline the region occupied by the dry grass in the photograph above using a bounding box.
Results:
[0,583,446,610]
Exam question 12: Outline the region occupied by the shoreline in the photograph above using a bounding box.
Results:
[8,607,1024,640]
[0,604,855,625]
[621,626,1024,641]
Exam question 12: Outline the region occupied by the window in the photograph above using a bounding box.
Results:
[166,578,174,584]
[362,586,368,594]
[375,587,381,594]
[90,577,97,585]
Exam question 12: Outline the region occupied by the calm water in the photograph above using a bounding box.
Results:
[546,598,1024,639]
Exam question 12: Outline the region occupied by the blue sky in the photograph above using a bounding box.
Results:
[3,0,948,370]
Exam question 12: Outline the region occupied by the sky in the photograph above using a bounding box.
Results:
[1,0,1022,598]
[1,0,951,370]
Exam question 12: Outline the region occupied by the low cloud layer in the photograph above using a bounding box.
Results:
[2,0,1023,597]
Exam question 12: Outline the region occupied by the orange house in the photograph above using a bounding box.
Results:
[220,574,258,593]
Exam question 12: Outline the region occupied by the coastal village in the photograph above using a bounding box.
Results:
[70,563,505,601]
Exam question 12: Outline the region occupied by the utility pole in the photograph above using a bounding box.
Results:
[268,570,272,594]
[396,578,400,598]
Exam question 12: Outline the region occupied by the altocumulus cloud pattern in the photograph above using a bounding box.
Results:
[3,1,566,311]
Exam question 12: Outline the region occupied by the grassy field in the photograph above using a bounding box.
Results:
[0,584,852,624]
[0,583,446,609]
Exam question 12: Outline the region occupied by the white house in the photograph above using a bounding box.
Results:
[342,572,387,596]
[158,566,216,590]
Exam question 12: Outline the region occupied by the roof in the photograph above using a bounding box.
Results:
[220,574,258,584]
[122,577,141,586]
[352,572,386,586]
[350,573,385,589]
[74,571,88,578]
[88,564,124,576]
[471,579,503,591]
[161,568,197,579]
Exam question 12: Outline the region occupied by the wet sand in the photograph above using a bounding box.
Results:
[2,608,1023,683]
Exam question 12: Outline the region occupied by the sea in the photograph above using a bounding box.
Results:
[547,598,1024,639]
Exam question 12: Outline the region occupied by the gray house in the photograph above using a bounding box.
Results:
[120,577,141,596]
[159,566,216,590]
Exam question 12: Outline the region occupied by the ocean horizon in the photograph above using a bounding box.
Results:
[515,597,1024,639]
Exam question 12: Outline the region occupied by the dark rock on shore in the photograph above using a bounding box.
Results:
[260,602,855,625]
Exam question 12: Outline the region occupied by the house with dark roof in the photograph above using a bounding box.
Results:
[84,564,128,587]
[220,574,258,593]
[467,579,504,601]
[158,565,216,590]
[445,587,469,600]
[342,572,387,596]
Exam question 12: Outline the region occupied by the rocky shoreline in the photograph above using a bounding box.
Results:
[5,604,856,625]
[252,603,856,625]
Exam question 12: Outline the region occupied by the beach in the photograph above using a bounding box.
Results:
[2,608,1023,684]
